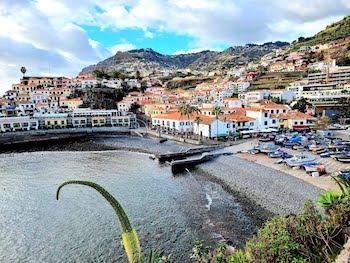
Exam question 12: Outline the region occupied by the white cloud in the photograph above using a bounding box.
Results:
[0,0,350,94]
[0,0,112,94]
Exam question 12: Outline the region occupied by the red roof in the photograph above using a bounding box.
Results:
[220,114,255,122]
[276,111,315,120]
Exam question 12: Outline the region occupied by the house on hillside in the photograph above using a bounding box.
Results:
[275,111,315,130]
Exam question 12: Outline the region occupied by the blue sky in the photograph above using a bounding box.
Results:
[0,0,349,94]
[82,26,207,55]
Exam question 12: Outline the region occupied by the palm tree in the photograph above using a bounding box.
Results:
[194,116,203,141]
[179,104,201,137]
[212,106,222,140]
[20,66,26,77]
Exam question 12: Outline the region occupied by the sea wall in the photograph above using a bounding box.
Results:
[0,127,131,152]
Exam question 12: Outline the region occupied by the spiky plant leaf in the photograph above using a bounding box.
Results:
[56,180,141,263]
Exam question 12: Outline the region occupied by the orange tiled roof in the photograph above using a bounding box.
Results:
[260,103,289,109]
[275,111,315,120]
[153,112,189,121]
[221,113,255,122]
[192,114,215,125]
[244,107,267,112]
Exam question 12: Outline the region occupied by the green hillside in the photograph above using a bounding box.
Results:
[292,15,350,49]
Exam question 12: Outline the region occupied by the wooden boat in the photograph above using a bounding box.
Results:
[336,157,350,163]
[285,155,316,167]
[259,144,279,154]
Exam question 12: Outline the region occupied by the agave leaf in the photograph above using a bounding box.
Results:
[317,191,341,209]
[56,180,141,263]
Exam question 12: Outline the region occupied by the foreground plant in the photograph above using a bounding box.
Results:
[318,176,350,211]
[56,180,141,263]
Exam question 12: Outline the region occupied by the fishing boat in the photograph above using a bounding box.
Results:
[259,143,279,154]
[274,135,286,146]
[320,152,331,158]
[268,151,284,158]
[336,156,350,163]
[268,151,293,159]
[258,134,271,142]
[303,164,326,175]
[285,155,316,167]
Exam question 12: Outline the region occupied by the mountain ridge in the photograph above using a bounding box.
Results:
[80,42,289,74]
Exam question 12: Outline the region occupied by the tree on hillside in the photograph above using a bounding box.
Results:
[111,69,128,80]
[92,70,109,79]
[336,56,350,66]
[292,98,312,113]
[129,102,140,113]
[135,70,142,81]
[338,97,350,119]
[212,107,222,140]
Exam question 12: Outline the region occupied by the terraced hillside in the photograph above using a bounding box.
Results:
[249,72,306,90]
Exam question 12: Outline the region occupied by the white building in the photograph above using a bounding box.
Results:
[71,108,134,128]
[223,98,243,108]
[17,101,35,116]
[193,113,257,138]
[29,91,49,104]
[239,90,271,103]
[270,90,295,103]
[117,100,130,112]
[151,112,193,133]
[100,78,123,89]
[0,117,38,132]
[81,78,98,88]
[245,108,278,130]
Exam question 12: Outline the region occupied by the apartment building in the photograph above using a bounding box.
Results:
[308,66,350,84]
[0,117,39,132]
[71,109,133,128]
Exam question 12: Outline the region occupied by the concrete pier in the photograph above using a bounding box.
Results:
[156,145,222,163]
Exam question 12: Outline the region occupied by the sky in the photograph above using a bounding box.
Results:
[0,0,349,94]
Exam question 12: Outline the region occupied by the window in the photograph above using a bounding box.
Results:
[272,119,276,124]
[264,113,268,117]
[294,121,298,125]
[276,110,279,114]
[271,110,274,114]
[227,123,230,128]
[172,122,175,127]
[300,121,304,125]
[264,121,268,125]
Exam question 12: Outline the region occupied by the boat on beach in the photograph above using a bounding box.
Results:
[285,155,316,167]
[259,143,279,154]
